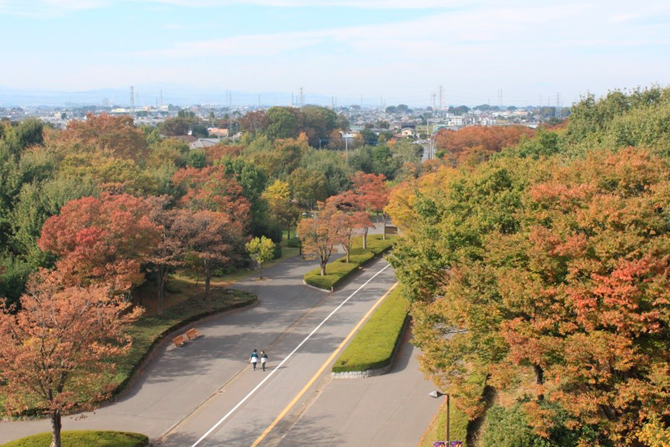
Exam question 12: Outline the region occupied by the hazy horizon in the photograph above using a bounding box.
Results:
[1,0,669,107]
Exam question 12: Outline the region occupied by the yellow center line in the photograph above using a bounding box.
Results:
[249,281,399,447]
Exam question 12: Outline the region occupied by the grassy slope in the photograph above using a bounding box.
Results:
[0,431,148,447]
[418,400,469,447]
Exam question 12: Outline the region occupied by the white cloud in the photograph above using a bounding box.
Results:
[0,0,108,17]
[138,0,475,9]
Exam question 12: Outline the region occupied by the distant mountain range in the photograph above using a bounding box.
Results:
[0,84,358,108]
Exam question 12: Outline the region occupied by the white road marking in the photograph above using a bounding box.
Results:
[189,262,392,447]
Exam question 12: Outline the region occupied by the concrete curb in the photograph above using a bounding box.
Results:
[302,279,333,293]
[332,314,411,380]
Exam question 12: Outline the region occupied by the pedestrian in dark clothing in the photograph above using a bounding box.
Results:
[260,351,268,371]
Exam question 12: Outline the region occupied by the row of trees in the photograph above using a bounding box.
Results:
[297,172,389,275]
[387,87,670,446]
[0,106,403,446]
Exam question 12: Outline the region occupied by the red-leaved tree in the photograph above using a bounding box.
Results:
[38,193,161,293]
[297,203,349,276]
[177,210,243,296]
[350,172,390,246]
[0,272,143,447]
[145,196,190,315]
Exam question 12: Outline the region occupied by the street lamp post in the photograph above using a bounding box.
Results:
[429,390,449,446]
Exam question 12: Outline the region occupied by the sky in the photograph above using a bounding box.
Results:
[0,0,669,106]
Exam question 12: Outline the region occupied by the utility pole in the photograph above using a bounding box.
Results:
[439,85,443,110]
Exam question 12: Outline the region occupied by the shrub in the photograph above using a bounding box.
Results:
[479,404,597,447]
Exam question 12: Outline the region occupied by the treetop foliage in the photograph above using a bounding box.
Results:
[387,86,670,446]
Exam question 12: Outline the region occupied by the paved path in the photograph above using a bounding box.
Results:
[0,254,330,443]
[1,240,436,447]
[272,329,441,447]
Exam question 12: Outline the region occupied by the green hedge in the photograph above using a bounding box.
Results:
[304,235,396,290]
[1,431,148,447]
[332,286,408,373]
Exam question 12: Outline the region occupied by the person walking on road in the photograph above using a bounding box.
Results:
[260,350,268,371]
[250,349,259,371]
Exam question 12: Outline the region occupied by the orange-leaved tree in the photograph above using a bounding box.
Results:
[177,210,243,296]
[171,165,251,294]
[435,125,533,166]
[350,172,390,246]
[58,113,148,160]
[38,193,161,293]
[172,165,251,233]
[145,196,190,315]
[326,192,372,263]
[297,203,349,276]
[0,272,143,447]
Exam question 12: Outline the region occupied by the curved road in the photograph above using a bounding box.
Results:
[0,254,439,447]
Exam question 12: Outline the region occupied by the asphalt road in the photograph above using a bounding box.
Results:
[1,249,439,447]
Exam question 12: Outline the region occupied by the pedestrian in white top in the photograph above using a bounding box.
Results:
[250,349,258,371]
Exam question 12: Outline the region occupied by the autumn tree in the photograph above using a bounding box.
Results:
[434,125,534,166]
[326,191,372,262]
[172,165,251,231]
[179,210,242,296]
[145,196,189,315]
[37,193,161,293]
[391,148,670,445]
[350,172,390,245]
[0,272,143,447]
[58,113,148,160]
[239,110,268,135]
[245,236,275,279]
[297,203,349,276]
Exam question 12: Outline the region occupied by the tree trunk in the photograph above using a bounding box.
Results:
[345,246,351,263]
[157,265,166,316]
[534,364,544,385]
[259,262,263,279]
[382,214,387,240]
[320,261,327,276]
[534,364,545,401]
[363,227,368,249]
[50,410,62,447]
[204,259,211,297]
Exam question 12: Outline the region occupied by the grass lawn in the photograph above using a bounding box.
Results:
[304,235,396,290]
[418,400,470,447]
[418,373,487,447]
[0,431,148,447]
[332,285,408,373]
